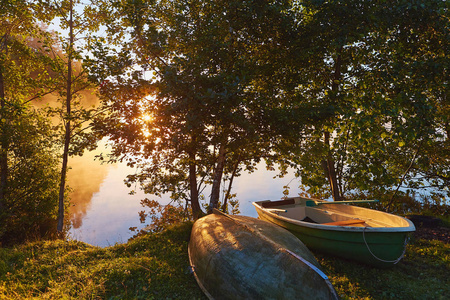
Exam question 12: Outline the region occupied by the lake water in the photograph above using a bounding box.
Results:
[67,147,302,247]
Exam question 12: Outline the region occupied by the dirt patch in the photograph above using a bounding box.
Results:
[407,215,449,243]
[413,226,449,243]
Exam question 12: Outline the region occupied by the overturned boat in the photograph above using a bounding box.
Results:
[253,197,415,267]
[188,209,339,299]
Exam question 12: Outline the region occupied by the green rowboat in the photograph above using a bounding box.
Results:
[253,197,415,267]
[188,209,339,299]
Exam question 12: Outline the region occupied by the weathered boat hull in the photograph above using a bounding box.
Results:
[188,210,339,300]
[253,197,416,268]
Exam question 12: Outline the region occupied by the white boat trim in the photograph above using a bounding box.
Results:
[252,198,415,233]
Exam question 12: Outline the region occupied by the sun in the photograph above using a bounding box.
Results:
[141,113,154,122]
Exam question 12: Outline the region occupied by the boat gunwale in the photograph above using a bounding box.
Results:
[187,245,214,300]
[252,201,415,233]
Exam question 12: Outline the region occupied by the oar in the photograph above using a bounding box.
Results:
[305,200,379,207]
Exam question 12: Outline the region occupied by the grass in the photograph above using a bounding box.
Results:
[0,222,448,299]
[317,237,449,299]
[0,222,205,299]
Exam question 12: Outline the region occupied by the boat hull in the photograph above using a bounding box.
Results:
[253,197,415,268]
[188,210,339,300]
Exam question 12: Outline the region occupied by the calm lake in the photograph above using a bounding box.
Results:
[67,144,302,247]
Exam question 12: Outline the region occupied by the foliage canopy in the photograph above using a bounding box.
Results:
[91,0,338,217]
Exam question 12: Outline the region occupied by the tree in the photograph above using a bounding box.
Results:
[0,0,56,210]
[49,0,105,232]
[292,0,449,209]
[1,109,61,245]
[285,0,391,201]
[375,0,450,209]
[90,0,332,218]
[1,0,105,236]
[0,0,64,244]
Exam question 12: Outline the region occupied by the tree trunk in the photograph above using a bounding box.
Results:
[323,47,343,202]
[58,127,70,232]
[446,121,450,141]
[0,35,8,211]
[209,144,226,213]
[188,152,202,219]
[57,1,73,233]
[323,132,341,201]
[0,60,6,210]
[221,156,240,213]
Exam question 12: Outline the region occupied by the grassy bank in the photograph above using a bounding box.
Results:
[0,222,448,299]
[0,222,205,299]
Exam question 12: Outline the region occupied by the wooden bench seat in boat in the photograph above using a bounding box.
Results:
[261,198,295,208]
[322,219,366,226]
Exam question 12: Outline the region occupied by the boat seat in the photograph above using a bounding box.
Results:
[322,219,366,226]
[261,198,295,208]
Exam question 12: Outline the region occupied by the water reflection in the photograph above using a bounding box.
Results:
[231,170,300,216]
[67,149,302,247]
[67,151,157,247]
[67,152,109,229]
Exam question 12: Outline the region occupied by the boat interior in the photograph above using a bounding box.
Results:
[258,198,411,228]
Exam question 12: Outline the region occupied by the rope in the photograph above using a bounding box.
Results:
[362,226,409,264]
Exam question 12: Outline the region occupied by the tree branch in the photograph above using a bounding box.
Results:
[386,143,422,212]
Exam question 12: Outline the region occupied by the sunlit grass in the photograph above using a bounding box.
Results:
[0,222,448,299]
[0,223,205,299]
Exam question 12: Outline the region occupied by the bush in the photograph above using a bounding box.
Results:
[0,109,62,246]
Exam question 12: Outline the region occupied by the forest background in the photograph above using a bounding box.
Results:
[0,0,448,246]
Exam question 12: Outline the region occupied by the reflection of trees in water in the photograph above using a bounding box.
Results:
[35,91,106,229]
[67,152,109,229]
